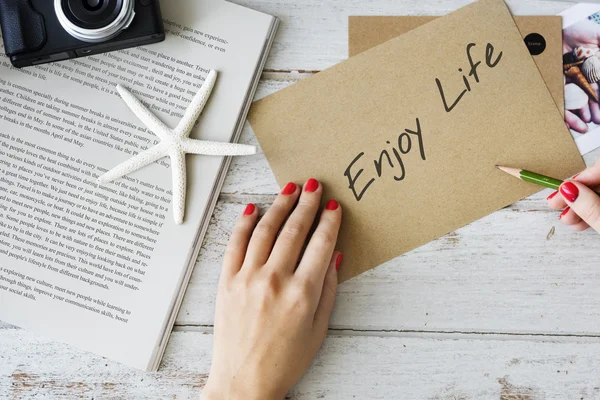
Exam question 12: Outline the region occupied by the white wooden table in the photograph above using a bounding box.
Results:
[3,0,600,398]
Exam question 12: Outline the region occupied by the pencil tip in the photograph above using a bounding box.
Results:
[495,165,521,179]
[494,165,499,169]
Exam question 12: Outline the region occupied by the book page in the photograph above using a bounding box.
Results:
[0,0,273,370]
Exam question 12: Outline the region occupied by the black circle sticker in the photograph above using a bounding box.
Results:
[524,33,546,56]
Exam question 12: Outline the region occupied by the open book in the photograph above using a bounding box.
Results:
[0,0,278,371]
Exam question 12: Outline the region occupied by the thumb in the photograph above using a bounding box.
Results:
[560,181,600,232]
[575,157,600,188]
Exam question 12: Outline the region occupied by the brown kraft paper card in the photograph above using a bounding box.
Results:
[349,15,565,115]
[248,0,584,283]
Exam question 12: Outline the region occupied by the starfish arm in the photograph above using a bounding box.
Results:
[175,70,217,137]
[181,138,257,156]
[117,85,173,140]
[170,151,187,225]
[97,144,168,184]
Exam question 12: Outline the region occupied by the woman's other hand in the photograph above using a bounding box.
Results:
[547,159,600,232]
[202,178,343,400]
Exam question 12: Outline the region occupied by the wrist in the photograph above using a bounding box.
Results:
[202,378,284,400]
[200,386,220,400]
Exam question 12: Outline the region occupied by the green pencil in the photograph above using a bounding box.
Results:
[496,165,600,196]
[495,166,565,190]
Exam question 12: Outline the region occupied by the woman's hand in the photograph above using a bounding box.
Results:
[564,82,600,133]
[547,160,600,232]
[202,178,343,400]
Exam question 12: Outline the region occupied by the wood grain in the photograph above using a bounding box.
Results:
[181,182,600,334]
[3,328,600,399]
[229,0,576,71]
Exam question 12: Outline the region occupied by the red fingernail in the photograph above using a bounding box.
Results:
[559,207,571,219]
[573,174,580,180]
[243,203,255,215]
[326,199,339,210]
[547,191,558,200]
[281,182,296,195]
[560,182,579,203]
[305,178,319,193]
[335,253,343,271]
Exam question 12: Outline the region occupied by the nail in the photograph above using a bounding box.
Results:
[326,199,339,210]
[573,174,580,180]
[305,178,319,193]
[559,207,571,219]
[243,203,255,216]
[560,182,579,203]
[335,253,343,271]
[547,191,558,201]
[281,182,296,195]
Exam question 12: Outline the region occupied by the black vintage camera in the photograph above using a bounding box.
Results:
[0,0,165,68]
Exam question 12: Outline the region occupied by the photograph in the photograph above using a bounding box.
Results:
[561,3,600,154]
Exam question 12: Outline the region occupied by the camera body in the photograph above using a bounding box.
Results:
[0,0,165,68]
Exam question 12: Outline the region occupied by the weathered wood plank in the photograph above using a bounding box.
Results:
[227,0,576,71]
[179,190,600,334]
[221,74,304,195]
[3,328,600,399]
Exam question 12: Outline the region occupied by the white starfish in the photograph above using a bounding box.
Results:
[97,70,256,224]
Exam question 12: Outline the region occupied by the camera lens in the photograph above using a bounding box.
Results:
[83,0,104,12]
[63,0,121,29]
[54,0,135,43]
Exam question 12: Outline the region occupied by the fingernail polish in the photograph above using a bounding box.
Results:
[335,253,343,271]
[547,191,558,200]
[305,178,319,193]
[573,174,580,180]
[560,182,580,203]
[243,203,255,216]
[326,199,339,210]
[559,207,571,219]
[281,182,296,195]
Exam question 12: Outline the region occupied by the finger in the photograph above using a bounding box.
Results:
[244,182,300,267]
[295,200,342,294]
[573,158,600,187]
[570,220,590,232]
[590,100,600,124]
[559,206,582,226]
[313,252,341,334]
[549,161,600,210]
[546,166,599,210]
[579,104,592,123]
[591,84,600,124]
[565,110,588,133]
[547,189,567,210]
[222,203,259,278]
[267,178,322,274]
[559,181,600,232]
